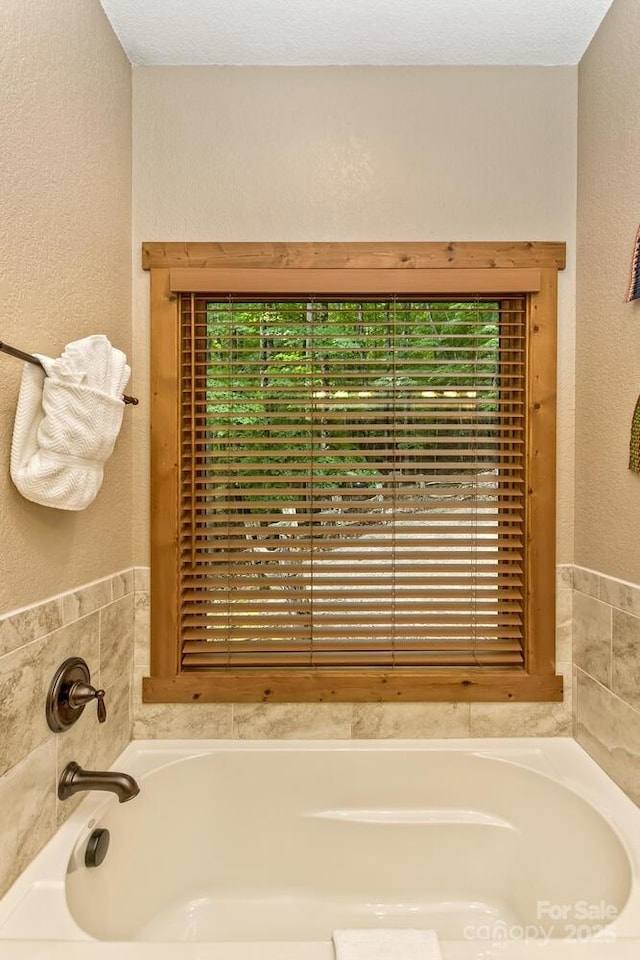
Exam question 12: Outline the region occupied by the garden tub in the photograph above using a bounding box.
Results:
[1,738,640,959]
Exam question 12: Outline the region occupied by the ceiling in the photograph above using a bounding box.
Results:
[100,0,615,67]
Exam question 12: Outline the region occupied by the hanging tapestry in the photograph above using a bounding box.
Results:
[627,225,640,302]
[630,396,640,473]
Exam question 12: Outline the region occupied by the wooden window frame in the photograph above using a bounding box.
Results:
[143,241,565,704]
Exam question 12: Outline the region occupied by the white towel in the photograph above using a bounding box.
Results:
[332,929,442,960]
[10,335,131,511]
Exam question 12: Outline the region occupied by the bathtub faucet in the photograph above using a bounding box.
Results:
[58,761,140,804]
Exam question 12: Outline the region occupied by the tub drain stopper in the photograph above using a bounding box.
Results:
[85,828,110,868]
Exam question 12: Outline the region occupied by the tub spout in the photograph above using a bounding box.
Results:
[58,761,140,803]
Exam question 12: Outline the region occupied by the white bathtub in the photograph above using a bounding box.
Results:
[1,738,640,960]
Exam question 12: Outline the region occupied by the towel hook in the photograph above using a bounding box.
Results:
[0,340,139,405]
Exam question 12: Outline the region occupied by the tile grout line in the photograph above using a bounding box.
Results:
[575,664,640,719]
[0,734,55,786]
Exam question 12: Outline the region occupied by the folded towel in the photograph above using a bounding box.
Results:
[332,929,442,960]
[10,335,131,511]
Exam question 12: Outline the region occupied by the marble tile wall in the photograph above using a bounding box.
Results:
[573,566,640,806]
[0,571,135,898]
[132,564,574,740]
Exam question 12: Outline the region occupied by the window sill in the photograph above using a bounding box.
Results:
[142,669,563,704]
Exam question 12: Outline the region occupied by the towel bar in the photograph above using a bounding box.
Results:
[0,340,139,405]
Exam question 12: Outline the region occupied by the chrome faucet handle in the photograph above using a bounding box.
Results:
[68,682,107,723]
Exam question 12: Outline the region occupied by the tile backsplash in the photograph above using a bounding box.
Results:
[5,559,640,901]
[0,571,135,898]
[573,566,640,806]
[132,564,574,740]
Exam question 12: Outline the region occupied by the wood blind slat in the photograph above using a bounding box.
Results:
[182,638,524,653]
[183,575,522,596]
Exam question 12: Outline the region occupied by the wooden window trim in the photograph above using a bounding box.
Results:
[168,267,542,295]
[144,241,564,704]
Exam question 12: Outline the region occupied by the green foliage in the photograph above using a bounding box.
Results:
[199,300,500,515]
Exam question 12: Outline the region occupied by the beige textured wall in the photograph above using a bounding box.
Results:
[576,0,640,581]
[132,66,578,568]
[0,0,132,612]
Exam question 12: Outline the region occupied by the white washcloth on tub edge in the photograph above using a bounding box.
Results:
[332,929,442,960]
[10,335,131,511]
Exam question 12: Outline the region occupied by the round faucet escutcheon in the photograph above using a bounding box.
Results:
[46,657,107,731]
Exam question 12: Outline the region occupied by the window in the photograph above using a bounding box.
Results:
[144,242,564,703]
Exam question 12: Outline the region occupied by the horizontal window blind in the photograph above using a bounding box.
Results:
[179,296,527,669]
